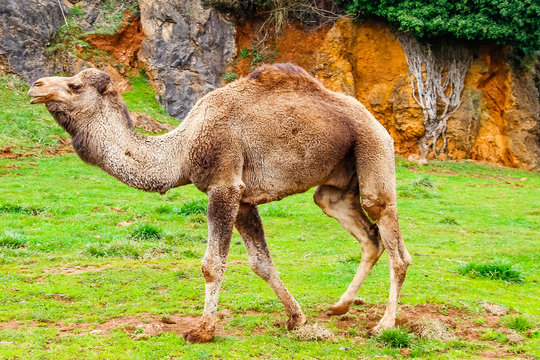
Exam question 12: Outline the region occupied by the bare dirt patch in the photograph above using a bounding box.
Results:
[42,264,110,275]
[2,313,238,340]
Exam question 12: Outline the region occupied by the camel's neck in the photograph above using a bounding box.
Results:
[51,102,189,193]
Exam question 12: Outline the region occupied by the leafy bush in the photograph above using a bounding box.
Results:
[222,71,239,83]
[457,261,524,284]
[341,0,540,51]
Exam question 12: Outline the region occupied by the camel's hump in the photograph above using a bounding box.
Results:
[246,63,323,91]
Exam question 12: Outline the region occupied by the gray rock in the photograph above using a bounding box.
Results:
[139,0,236,120]
[0,0,67,82]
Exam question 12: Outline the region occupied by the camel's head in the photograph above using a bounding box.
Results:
[28,68,115,108]
[28,68,122,135]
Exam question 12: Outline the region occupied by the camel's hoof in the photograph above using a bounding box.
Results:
[370,320,394,335]
[286,313,307,330]
[183,327,215,344]
[327,303,350,316]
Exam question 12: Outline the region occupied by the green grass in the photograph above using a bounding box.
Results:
[131,224,162,240]
[457,261,524,284]
[376,327,415,348]
[1,74,540,357]
[0,155,539,358]
[503,316,533,332]
[122,72,179,125]
[0,76,66,153]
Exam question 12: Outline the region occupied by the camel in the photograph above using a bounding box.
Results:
[28,64,410,343]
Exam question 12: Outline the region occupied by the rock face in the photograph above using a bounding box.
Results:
[0,0,67,82]
[138,0,236,119]
[308,18,540,171]
[0,0,538,170]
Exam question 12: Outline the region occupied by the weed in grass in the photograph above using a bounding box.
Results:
[398,176,438,198]
[174,269,192,280]
[132,224,162,240]
[259,203,291,217]
[155,205,173,214]
[439,216,459,225]
[413,176,435,188]
[481,328,508,343]
[376,327,414,348]
[85,240,143,259]
[457,261,524,284]
[503,316,532,332]
[180,250,200,259]
[473,317,486,325]
[0,230,27,248]
[175,199,208,216]
[0,204,41,215]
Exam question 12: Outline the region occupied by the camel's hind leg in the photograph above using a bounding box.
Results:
[235,203,307,330]
[314,182,384,316]
[356,140,411,332]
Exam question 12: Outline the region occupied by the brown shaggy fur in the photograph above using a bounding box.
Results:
[28,64,410,343]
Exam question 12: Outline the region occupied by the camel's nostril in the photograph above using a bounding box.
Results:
[33,81,44,87]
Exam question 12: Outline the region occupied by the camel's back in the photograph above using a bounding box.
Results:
[181,63,391,200]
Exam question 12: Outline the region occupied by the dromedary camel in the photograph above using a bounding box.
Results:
[28,64,410,343]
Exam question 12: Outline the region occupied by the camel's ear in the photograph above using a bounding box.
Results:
[95,72,113,95]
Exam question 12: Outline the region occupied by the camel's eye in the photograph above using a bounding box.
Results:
[68,83,82,92]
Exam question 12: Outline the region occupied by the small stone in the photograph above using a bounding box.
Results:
[520,177,528,182]
[506,330,526,344]
[437,153,448,161]
[482,301,507,316]
[407,153,428,165]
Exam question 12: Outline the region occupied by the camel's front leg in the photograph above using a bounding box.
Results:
[183,185,242,344]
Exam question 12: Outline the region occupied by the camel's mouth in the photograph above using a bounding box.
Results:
[29,96,46,104]
[28,93,56,104]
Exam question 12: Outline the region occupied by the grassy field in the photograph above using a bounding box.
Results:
[0,75,539,359]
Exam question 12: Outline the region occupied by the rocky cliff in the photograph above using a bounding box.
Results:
[1,1,538,171]
[0,0,67,82]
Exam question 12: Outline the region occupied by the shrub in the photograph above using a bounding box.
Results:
[342,0,540,51]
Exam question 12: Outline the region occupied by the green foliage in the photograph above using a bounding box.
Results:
[222,71,239,83]
[131,224,162,240]
[376,327,414,348]
[93,0,139,35]
[342,0,540,50]
[457,261,524,284]
[503,316,533,332]
[0,137,540,357]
